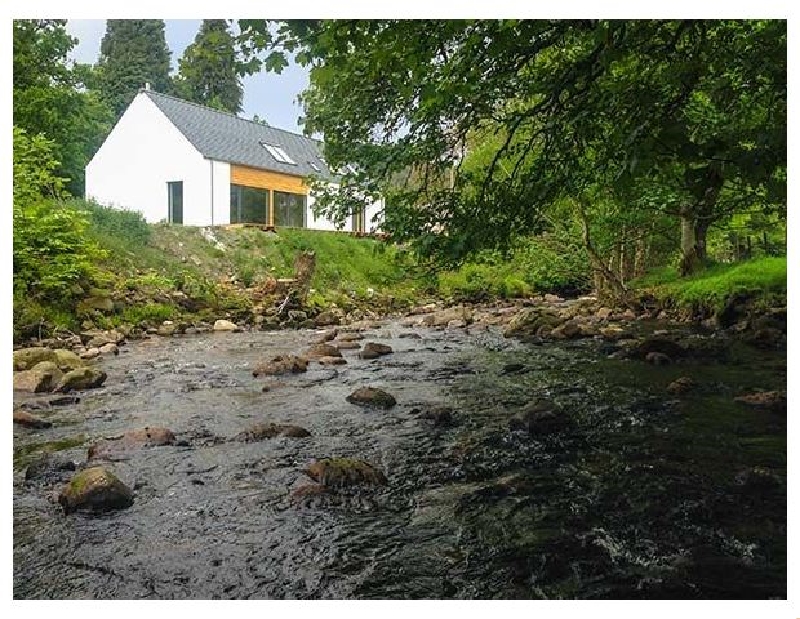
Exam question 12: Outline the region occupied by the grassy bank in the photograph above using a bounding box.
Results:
[631,257,787,312]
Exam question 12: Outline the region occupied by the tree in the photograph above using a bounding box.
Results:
[175,20,243,113]
[97,19,172,118]
[236,20,786,283]
[13,19,114,195]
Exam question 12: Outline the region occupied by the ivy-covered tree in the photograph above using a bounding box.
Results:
[13,19,114,196]
[175,19,243,112]
[97,19,172,117]
[237,20,786,283]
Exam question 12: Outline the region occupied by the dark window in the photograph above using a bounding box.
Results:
[273,191,306,228]
[230,185,268,224]
[167,181,183,224]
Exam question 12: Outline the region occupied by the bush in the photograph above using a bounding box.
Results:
[71,199,151,248]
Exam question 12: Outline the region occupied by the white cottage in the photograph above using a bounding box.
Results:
[85,88,383,232]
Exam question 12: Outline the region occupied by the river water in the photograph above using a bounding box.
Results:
[13,318,786,599]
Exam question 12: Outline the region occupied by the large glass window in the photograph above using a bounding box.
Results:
[167,181,183,224]
[230,185,267,224]
[273,191,307,228]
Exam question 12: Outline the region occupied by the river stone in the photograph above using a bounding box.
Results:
[734,391,786,411]
[213,319,239,332]
[157,322,177,337]
[58,466,134,515]
[629,338,687,361]
[252,355,308,377]
[417,406,456,427]
[14,368,61,393]
[13,347,58,371]
[550,320,582,340]
[235,422,311,442]
[88,426,176,461]
[502,307,561,338]
[99,342,119,355]
[55,367,107,392]
[319,356,347,366]
[303,343,342,359]
[80,347,101,360]
[13,410,53,429]
[52,349,84,371]
[346,387,397,409]
[509,401,571,435]
[335,341,361,350]
[314,329,338,344]
[423,306,473,328]
[600,326,626,340]
[314,311,341,327]
[304,458,387,488]
[596,307,614,319]
[360,342,393,360]
[50,395,80,407]
[338,333,364,342]
[289,483,329,506]
[645,352,672,366]
[25,453,76,482]
[667,377,697,395]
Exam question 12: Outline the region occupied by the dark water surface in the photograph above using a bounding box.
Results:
[13,321,786,599]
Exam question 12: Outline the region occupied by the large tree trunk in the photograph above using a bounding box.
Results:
[680,167,724,276]
[679,208,701,276]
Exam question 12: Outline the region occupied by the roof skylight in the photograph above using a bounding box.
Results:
[261,143,296,165]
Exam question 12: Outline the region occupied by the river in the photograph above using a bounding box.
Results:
[13,316,786,599]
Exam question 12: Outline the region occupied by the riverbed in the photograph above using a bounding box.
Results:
[13,318,786,599]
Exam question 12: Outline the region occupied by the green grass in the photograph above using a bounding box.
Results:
[632,257,787,310]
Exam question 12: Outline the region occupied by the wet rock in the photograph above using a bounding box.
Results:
[734,391,786,411]
[502,307,561,338]
[600,326,626,341]
[80,348,101,360]
[447,319,467,329]
[335,341,361,350]
[509,401,571,435]
[99,342,119,355]
[314,329,338,344]
[667,377,697,395]
[157,322,177,337]
[304,458,387,488]
[645,352,672,365]
[500,362,526,375]
[550,320,582,340]
[417,406,456,427]
[360,342,393,359]
[49,395,80,407]
[745,327,785,350]
[25,453,76,482]
[314,310,341,327]
[303,343,342,359]
[628,337,687,361]
[423,306,473,328]
[337,333,364,342]
[13,410,53,429]
[55,367,107,392]
[58,466,134,515]
[544,293,565,303]
[289,483,329,506]
[596,307,613,319]
[53,349,84,371]
[398,332,421,339]
[346,387,397,409]
[319,356,347,366]
[252,355,308,377]
[13,347,57,371]
[14,367,62,393]
[235,422,311,442]
[213,319,240,332]
[88,427,176,461]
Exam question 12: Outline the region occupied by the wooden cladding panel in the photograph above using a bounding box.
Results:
[230,165,308,194]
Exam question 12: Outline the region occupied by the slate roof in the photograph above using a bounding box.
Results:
[142,89,334,181]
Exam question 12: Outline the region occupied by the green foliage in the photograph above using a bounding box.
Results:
[120,302,177,326]
[633,257,786,311]
[97,19,172,118]
[72,198,152,248]
[175,20,243,113]
[13,19,114,195]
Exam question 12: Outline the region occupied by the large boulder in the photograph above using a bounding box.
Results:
[314,310,341,327]
[213,319,240,332]
[502,307,561,338]
[252,355,308,377]
[14,367,62,393]
[235,422,311,442]
[53,349,85,371]
[304,458,387,488]
[303,343,342,360]
[346,387,397,409]
[360,342,393,360]
[55,367,107,392]
[58,467,134,515]
[627,337,688,361]
[88,426,176,461]
[422,306,473,328]
[319,356,347,366]
[13,347,57,371]
[13,410,53,428]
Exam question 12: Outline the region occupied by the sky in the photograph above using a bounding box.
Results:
[65,19,311,134]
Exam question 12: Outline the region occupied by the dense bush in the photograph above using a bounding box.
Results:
[71,198,152,248]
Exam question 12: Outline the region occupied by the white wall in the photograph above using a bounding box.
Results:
[305,184,385,232]
[211,160,231,226]
[85,92,214,226]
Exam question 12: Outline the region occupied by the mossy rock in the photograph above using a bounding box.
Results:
[53,349,85,371]
[14,368,62,393]
[58,466,134,515]
[360,342,393,359]
[346,387,397,409]
[502,307,561,338]
[235,422,311,442]
[13,347,58,371]
[252,355,308,377]
[304,458,387,488]
[303,343,342,359]
[55,367,108,393]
